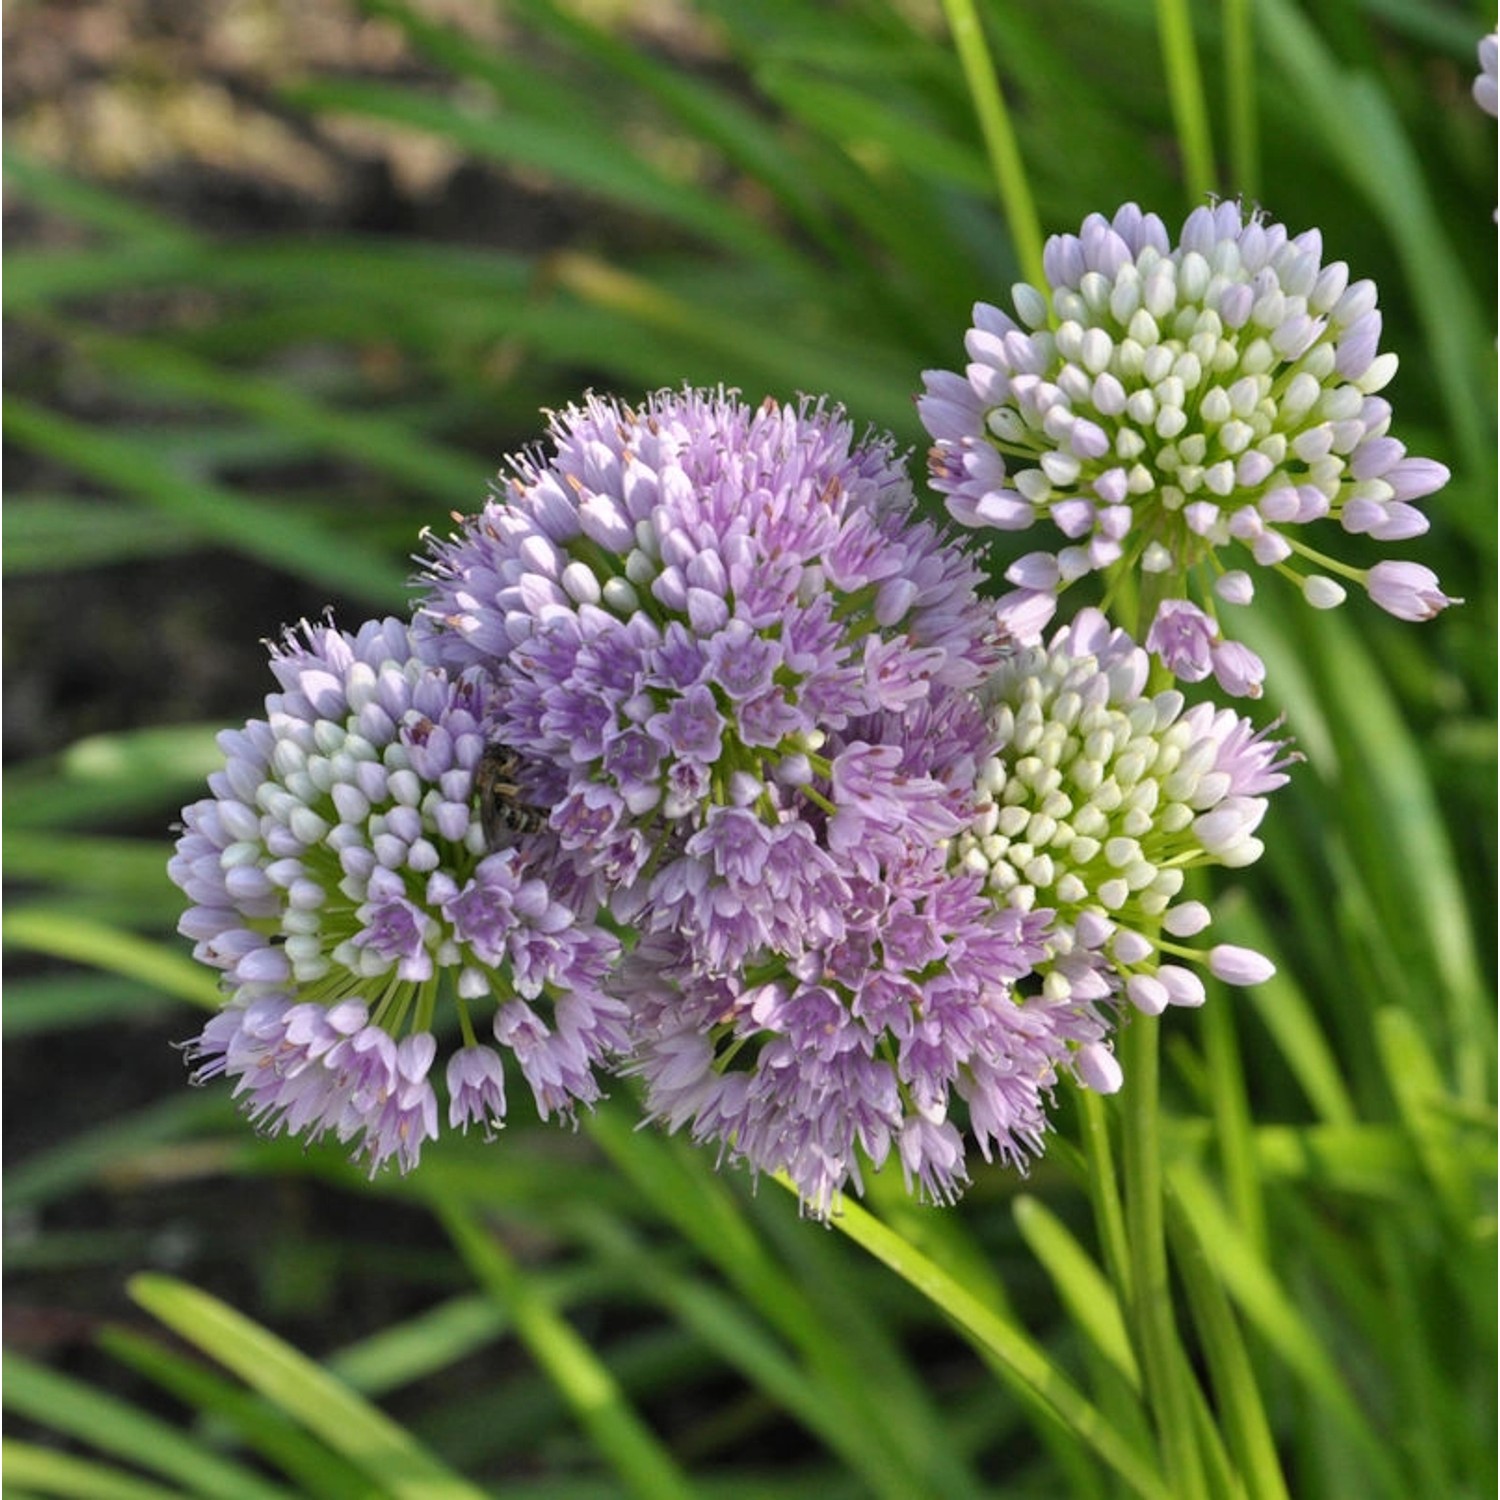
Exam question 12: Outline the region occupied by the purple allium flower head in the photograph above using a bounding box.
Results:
[416,389,998,963]
[619,843,1114,1218]
[170,616,626,1169]
[609,680,1118,1218]
[919,201,1455,673]
[954,609,1294,1036]
[1476,34,1498,117]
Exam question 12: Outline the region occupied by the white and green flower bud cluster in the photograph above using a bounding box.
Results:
[956,611,1289,1010]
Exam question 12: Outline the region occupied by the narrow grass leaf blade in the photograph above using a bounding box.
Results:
[326,1294,507,1396]
[1256,0,1488,468]
[3,150,194,247]
[128,1274,490,1500]
[65,328,485,505]
[583,1110,932,1500]
[4,396,409,605]
[0,1354,292,1500]
[812,1188,1173,1500]
[492,0,849,258]
[939,0,1044,288]
[1374,1007,1480,1229]
[99,1326,374,1500]
[437,1202,698,1500]
[3,974,171,1036]
[0,1440,198,1500]
[3,724,223,831]
[1013,1194,1140,1389]
[2,498,197,572]
[281,77,797,278]
[1167,1165,1404,1497]
[1165,1188,1291,1500]
[3,909,219,1009]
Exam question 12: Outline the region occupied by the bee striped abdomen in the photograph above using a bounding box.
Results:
[473,743,548,851]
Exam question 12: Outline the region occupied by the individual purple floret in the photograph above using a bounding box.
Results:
[416,389,1000,966]
[170,616,626,1171]
[918,201,1455,689]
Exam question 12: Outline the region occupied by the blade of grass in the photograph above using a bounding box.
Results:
[3,974,171,1037]
[544,252,918,432]
[1302,610,1490,1100]
[747,1190,990,1500]
[1154,0,1217,199]
[3,908,219,1010]
[281,76,801,281]
[435,1201,698,1500]
[1200,980,1266,1255]
[1374,1007,1481,1231]
[5,830,179,903]
[4,396,409,605]
[1013,1195,1140,1391]
[1256,0,1489,471]
[583,1108,931,1500]
[1164,1186,1290,1500]
[938,0,1045,289]
[129,1274,491,1500]
[325,1294,506,1396]
[2,498,199,572]
[3,724,224,831]
[99,1326,375,1500]
[1,1354,293,1500]
[1210,904,1357,1127]
[1119,1017,1210,1500]
[55,324,485,505]
[0,1440,198,1500]
[810,1187,1174,1500]
[372,0,854,269]
[564,1206,889,1490]
[1222,0,1258,196]
[1,1092,232,1211]
[3,150,194,247]
[1167,1163,1406,1498]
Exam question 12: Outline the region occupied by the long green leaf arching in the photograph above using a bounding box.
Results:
[128,1275,492,1500]
[798,1184,1175,1500]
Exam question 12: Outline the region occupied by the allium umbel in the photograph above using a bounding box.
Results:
[413,389,1135,1213]
[919,201,1455,682]
[955,610,1293,1016]
[170,617,625,1170]
[616,689,1119,1217]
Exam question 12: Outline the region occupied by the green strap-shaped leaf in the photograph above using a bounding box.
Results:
[1014,1194,1141,1391]
[3,909,219,1010]
[1,1439,198,1500]
[128,1275,491,1500]
[1,1355,292,1500]
[811,1188,1174,1500]
[438,1202,699,1500]
[3,395,409,606]
[1167,1164,1405,1498]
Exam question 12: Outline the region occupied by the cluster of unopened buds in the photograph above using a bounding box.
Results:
[172,201,1454,1215]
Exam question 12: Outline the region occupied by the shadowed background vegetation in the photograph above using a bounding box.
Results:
[4,2,1495,1497]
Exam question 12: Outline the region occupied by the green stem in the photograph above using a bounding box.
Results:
[1222,0,1259,198]
[939,0,1046,290]
[1122,1016,1210,1500]
[1155,0,1217,201]
[1077,1089,1133,1309]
